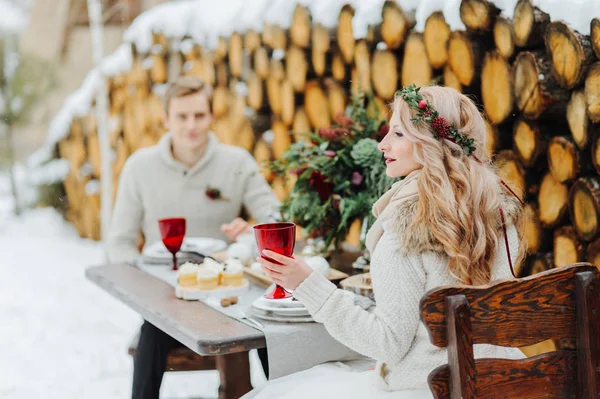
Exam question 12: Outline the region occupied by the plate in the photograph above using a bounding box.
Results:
[252,298,309,316]
[254,294,307,308]
[142,237,228,261]
[249,307,314,323]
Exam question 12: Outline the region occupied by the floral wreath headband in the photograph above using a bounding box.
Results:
[397,84,523,280]
[396,84,476,156]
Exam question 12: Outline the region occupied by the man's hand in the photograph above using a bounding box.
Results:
[221,217,250,241]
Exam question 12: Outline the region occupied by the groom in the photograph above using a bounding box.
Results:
[107,76,279,398]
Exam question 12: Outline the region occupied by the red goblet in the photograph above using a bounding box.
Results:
[158,217,186,271]
[253,222,296,299]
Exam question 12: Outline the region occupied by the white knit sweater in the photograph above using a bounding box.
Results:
[293,206,520,391]
[107,132,280,263]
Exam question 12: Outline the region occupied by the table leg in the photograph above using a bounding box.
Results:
[216,351,252,399]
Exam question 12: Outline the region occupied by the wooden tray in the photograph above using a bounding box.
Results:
[175,278,250,300]
[340,273,374,300]
[210,250,349,287]
[243,266,349,287]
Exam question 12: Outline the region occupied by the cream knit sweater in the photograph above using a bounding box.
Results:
[293,196,521,392]
[107,132,281,263]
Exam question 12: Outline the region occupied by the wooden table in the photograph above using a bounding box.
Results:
[86,263,265,399]
[85,248,363,398]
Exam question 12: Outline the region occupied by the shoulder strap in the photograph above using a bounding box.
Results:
[499,180,524,279]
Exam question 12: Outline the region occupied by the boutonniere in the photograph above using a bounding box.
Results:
[205,186,229,201]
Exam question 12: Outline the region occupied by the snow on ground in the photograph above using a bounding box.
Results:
[0,173,266,398]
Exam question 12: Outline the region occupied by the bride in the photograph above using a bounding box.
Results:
[243,85,525,399]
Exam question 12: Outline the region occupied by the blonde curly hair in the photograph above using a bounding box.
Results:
[393,85,524,285]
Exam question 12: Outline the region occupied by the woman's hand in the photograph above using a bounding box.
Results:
[220,217,250,241]
[257,250,314,291]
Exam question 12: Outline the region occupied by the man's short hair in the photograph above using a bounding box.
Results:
[163,76,213,114]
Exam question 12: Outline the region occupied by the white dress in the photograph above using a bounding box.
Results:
[243,359,433,399]
[243,347,525,399]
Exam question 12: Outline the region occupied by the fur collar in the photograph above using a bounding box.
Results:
[386,191,522,257]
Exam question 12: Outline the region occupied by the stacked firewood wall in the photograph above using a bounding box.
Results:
[54,0,600,278]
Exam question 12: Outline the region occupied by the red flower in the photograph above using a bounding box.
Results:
[418,99,428,109]
[375,122,389,141]
[334,112,354,129]
[351,171,363,186]
[432,117,451,138]
[206,187,229,201]
[309,170,334,202]
[318,126,347,142]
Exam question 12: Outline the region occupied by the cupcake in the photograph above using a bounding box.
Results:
[202,258,225,284]
[196,268,219,290]
[222,258,245,286]
[178,262,199,286]
[227,242,254,265]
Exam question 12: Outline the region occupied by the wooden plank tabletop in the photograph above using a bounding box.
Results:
[85,263,266,356]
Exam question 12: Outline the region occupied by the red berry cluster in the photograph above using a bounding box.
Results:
[431,117,451,138]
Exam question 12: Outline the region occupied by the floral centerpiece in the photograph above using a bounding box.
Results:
[270,93,395,251]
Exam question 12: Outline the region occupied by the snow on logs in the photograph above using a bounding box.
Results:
[40,0,600,278]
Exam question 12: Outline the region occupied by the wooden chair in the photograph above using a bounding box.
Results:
[419,263,600,399]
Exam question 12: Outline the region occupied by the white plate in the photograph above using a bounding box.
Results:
[142,237,228,259]
[252,300,310,316]
[254,294,307,308]
[249,307,314,323]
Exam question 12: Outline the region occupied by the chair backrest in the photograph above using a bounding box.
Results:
[419,263,600,399]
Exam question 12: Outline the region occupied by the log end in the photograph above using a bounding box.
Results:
[547,136,579,183]
[585,62,600,123]
[553,226,583,268]
[545,21,588,89]
[512,118,540,168]
[459,0,500,33]
[538,173,569,228]
[513,0,535,47]
[423,11,450,69]
[372,50,399,100]
[401,32,432,87]
[481,50,513,125]
[569,177,600,242]
[381,0,414,49]
[448,31,476,87]
[566,89,591,150]
[337,5,355,64]
[493,16,515,59]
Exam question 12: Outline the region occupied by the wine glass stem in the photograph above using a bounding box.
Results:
[172,253,178,271]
